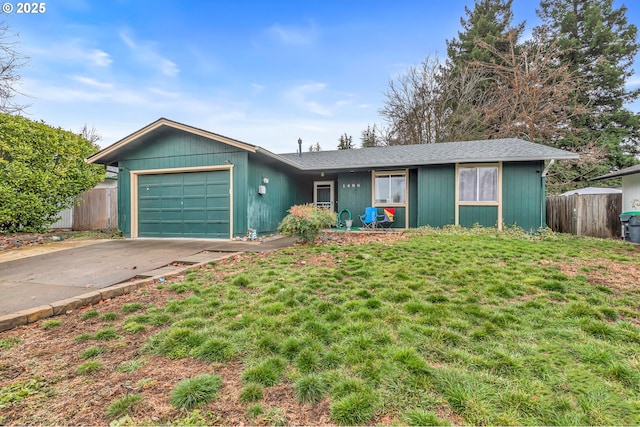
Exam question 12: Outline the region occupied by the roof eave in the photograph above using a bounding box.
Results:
[289,154,579,171]
[86,118,257,165]
[592,171,639,181]
[254,147,305,170]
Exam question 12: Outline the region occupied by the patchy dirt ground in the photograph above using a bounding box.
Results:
[0,231,407,426]
[0,230,638,425]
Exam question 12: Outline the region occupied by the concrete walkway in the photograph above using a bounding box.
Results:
[0,236,296,332]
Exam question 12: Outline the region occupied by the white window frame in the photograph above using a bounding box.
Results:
[313,180,335,211]
[372,170,408,206]
[455,163,503,229]
[371,169,409,229]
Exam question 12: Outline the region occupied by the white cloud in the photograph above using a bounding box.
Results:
[23,39,113,69]
[118,31,136,49]
[118,29,180,77]
[267,23,318,46]
[89,49,112,67]
[72,76,113,89]
[286,82,332,116]
[148,87,180,98]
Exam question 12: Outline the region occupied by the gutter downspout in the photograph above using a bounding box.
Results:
[541,159,555,230]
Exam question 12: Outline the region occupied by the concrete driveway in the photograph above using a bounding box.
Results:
[0,237,295,325]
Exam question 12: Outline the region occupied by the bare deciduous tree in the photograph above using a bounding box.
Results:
[472,29,585,143]
[379,56,447,145]
[80,124,102,148]
[379,56,488,145]
[0,23,29,114]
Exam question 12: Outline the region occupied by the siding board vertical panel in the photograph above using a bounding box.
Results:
[502,161,543,232]
[417,165,455,227]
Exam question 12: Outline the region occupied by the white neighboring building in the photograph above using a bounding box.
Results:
[593,164,640,212]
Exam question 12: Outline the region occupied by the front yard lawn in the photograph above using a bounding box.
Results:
[1,227,639,425]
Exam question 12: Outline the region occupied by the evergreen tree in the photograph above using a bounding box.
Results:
[445,0,525,140]
[361,125,381,147]
[536,0,640,177]
[337,133,354,150]
[446,0,525,67]
[308,142,322,152]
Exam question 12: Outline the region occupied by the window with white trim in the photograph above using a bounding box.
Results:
[374,172,406,204]
[458,166,498,202]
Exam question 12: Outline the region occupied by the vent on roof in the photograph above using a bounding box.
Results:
[298,138,302,157]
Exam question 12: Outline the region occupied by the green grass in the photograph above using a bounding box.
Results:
[239,383,264,404]
[81,310,99,321]
[116,358,145,373]
[0,377,49,410]
[105,394,143,419]
[101,312,119,321]
[132,227,640,424]
[80,345,104,359]
[0,337,20,349]
[76,361,102,375]
[169,374,223,409]
[121,302,143,313]
[40,320,62,329]
[94,327,119,341]
[294,374,328,404]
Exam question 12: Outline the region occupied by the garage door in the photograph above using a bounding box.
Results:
[137,170,230,238]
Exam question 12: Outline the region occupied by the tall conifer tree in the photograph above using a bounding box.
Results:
[536,0,640,174]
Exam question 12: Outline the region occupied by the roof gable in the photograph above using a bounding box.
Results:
[87,118,257,165]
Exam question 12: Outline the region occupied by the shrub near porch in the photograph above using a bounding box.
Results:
[278,204,335,243]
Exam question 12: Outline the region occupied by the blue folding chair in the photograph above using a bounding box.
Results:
[359,206,378,229]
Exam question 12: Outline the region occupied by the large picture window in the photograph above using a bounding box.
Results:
[374,172,406,204]
[458,166,498,202]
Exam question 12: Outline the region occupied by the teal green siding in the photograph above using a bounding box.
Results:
[337,172,372,225]
[117,129,249,237]
[409,169,418,228]
[118,173,131,236]
[459,206,499,227]
[502,161,544,232]
[247,156,311,234]
[417,165,455,227]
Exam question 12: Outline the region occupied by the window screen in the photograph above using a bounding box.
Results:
[375,174,406,204]
[458,167,498,202]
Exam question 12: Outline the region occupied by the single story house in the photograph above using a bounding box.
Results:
[592,164,640,212]
[86,118,579,239]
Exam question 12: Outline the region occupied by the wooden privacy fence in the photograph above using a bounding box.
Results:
[546,193,622,239]
[50,185,118,231]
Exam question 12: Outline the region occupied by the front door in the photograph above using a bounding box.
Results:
[314,181,335,211]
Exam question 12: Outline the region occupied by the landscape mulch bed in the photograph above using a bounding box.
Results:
[0,231,78,250]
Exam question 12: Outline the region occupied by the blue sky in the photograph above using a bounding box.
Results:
[5,0,640,153]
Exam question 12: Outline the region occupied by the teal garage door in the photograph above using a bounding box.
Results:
[138,170,230,238]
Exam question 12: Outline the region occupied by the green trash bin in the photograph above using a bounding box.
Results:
[620,211,640,243]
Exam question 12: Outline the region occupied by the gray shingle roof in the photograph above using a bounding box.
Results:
[592,163,640,181]
[277,138,578,171]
